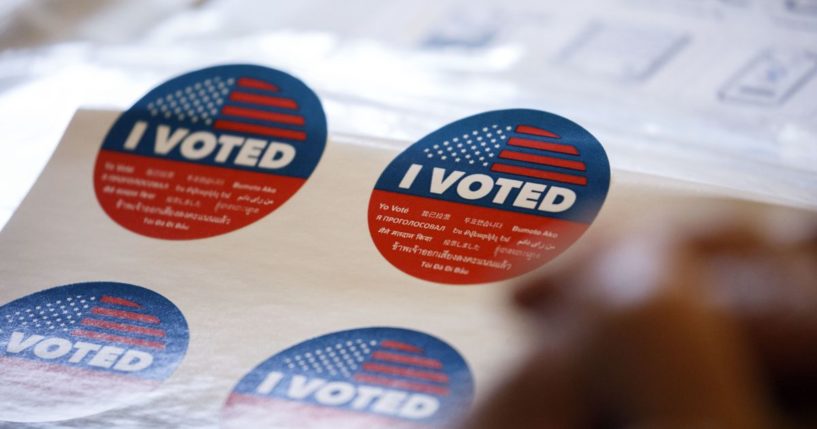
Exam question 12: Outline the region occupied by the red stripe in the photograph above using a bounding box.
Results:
[380,340,422,353]
[354,374,450,396]
[81,318,165,338]
[220,105,305,125]
[213,120,306,141]
[362,362,449,383]
[508,137,579,155]
[515,125,560,139]
[237,77,278,92]
[371,351,442,369]
[99,295,141,309]
[491,163,588,186]
[71,329,165,350]
[91,307,160,324]
[499,150,586,171]
[229,91,298,109]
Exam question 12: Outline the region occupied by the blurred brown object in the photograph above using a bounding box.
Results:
[460,204,817,429]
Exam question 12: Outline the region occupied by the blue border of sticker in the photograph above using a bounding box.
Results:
[101,64,327,178]
[374,109,610,224]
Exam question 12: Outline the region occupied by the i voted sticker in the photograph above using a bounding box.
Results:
[369,109,610,285]
[221,327,473,429]
[94,64,327,240]
[0,282,189,422]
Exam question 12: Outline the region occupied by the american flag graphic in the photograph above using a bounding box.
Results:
[145,75,307,142]
[282,338,450,396]
[423,123,587,187]
[2,294,166,350]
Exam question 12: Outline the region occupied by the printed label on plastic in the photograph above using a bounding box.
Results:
[0,281,189,422]
[221,327,473,429]
[94,64,327,239]
[369,109,610,284]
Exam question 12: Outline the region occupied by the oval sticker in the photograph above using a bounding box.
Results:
[94,64,327,240]
[0,282,189,422]
[221,327,473,429]
[368,109,610,285]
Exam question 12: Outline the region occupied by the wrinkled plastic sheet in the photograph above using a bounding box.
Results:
[1,0,816,229]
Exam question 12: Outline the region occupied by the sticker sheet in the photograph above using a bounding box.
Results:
[0,66,613,428]
[0,109,525,428]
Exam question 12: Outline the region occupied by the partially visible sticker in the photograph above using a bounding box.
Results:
[221,327,473,429]
[558,21,688,82]
[719,48,817,106]
[0,282,189,422]
[94,64,327,240]
[368,109,610,285]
